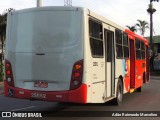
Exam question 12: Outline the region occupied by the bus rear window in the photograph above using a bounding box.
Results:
[8,11,81,52]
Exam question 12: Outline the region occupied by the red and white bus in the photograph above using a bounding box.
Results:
[4,6,150,105]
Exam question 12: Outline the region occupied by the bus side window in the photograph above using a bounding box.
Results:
[135,39,146,60]
[141,42,145,59]
[123,33,129,58]
[89,19,103,58]
[116,29,123,58]
[136,39,141,59]
[116,30,129,59]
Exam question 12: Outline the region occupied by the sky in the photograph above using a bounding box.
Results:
[0,0,160,37]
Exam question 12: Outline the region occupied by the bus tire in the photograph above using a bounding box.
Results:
[136,87,142,92]
[113,79,123,105]
[143,72,146,83]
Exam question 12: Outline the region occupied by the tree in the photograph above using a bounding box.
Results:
[136,20,149,36]
[0,14,6,64]
[126,25,137,32]
[147,3,156,51]
[147,3,156,14]
[0,8,14,64]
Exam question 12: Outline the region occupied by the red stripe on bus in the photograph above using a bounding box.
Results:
[4,81,87,103]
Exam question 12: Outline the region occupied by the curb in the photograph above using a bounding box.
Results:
[150,76,160,80]
[150,76,160,78]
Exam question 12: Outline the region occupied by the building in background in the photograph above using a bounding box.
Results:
[146,35,160,70]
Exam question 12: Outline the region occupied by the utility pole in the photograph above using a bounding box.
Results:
[37,0,42,7]
[64,0,72,6]
[147,0,159,70]
[147,0,159,51]
[150,0,154,51]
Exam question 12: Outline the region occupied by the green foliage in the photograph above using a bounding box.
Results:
[136,20,149,36]
[126,25,137,32]
[147,3,156,14]
[0,8,15,65]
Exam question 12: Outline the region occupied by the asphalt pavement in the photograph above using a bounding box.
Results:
[150,76,160,80]
[0,76,160,119]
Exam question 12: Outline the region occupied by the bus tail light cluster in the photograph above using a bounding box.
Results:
[70,60,83,90]
[5,59,14,86]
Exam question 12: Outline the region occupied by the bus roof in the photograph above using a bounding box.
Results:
[87,9,124,30]
[10,6,148,46]
[11,6,85,15]
[11,6,125,31]
[125,29,149,46]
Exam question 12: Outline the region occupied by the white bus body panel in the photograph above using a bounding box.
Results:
[5,7,84,91]
[5,6,128,103]
[85,10,126,103]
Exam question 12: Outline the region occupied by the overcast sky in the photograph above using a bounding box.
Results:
[0,0,160,37]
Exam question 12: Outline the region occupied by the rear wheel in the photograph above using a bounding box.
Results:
[113,79,123,105]
[143,72,146,83]
[137,73,144,92]
[136,86,142,92]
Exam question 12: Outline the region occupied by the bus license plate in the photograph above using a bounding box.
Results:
[34,81,48,88]
[31,92,46,99]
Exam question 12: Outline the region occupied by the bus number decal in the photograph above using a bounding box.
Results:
[31,93,46,99]
[93,62,98,66]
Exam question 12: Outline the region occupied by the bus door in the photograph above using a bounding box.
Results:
[146,45,149,82]
[129,39,135,89]
[104,27,115,98]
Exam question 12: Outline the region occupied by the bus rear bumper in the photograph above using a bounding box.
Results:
[4,81,87,103]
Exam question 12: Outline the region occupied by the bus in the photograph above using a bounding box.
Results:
[4,6,150,105]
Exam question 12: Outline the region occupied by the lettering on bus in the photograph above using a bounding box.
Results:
[31,93,46,99]
[34,81,48,88]
[93,62,98,66]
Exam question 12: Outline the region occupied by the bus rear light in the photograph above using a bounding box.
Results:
[70,60,83,90]
[73,80,79,86]
[7,78,12,82]
[75,64,81,70]
[6,63,10,68]
[74,72,80,78]
[6,70,11,75]
[5,59,14,87]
